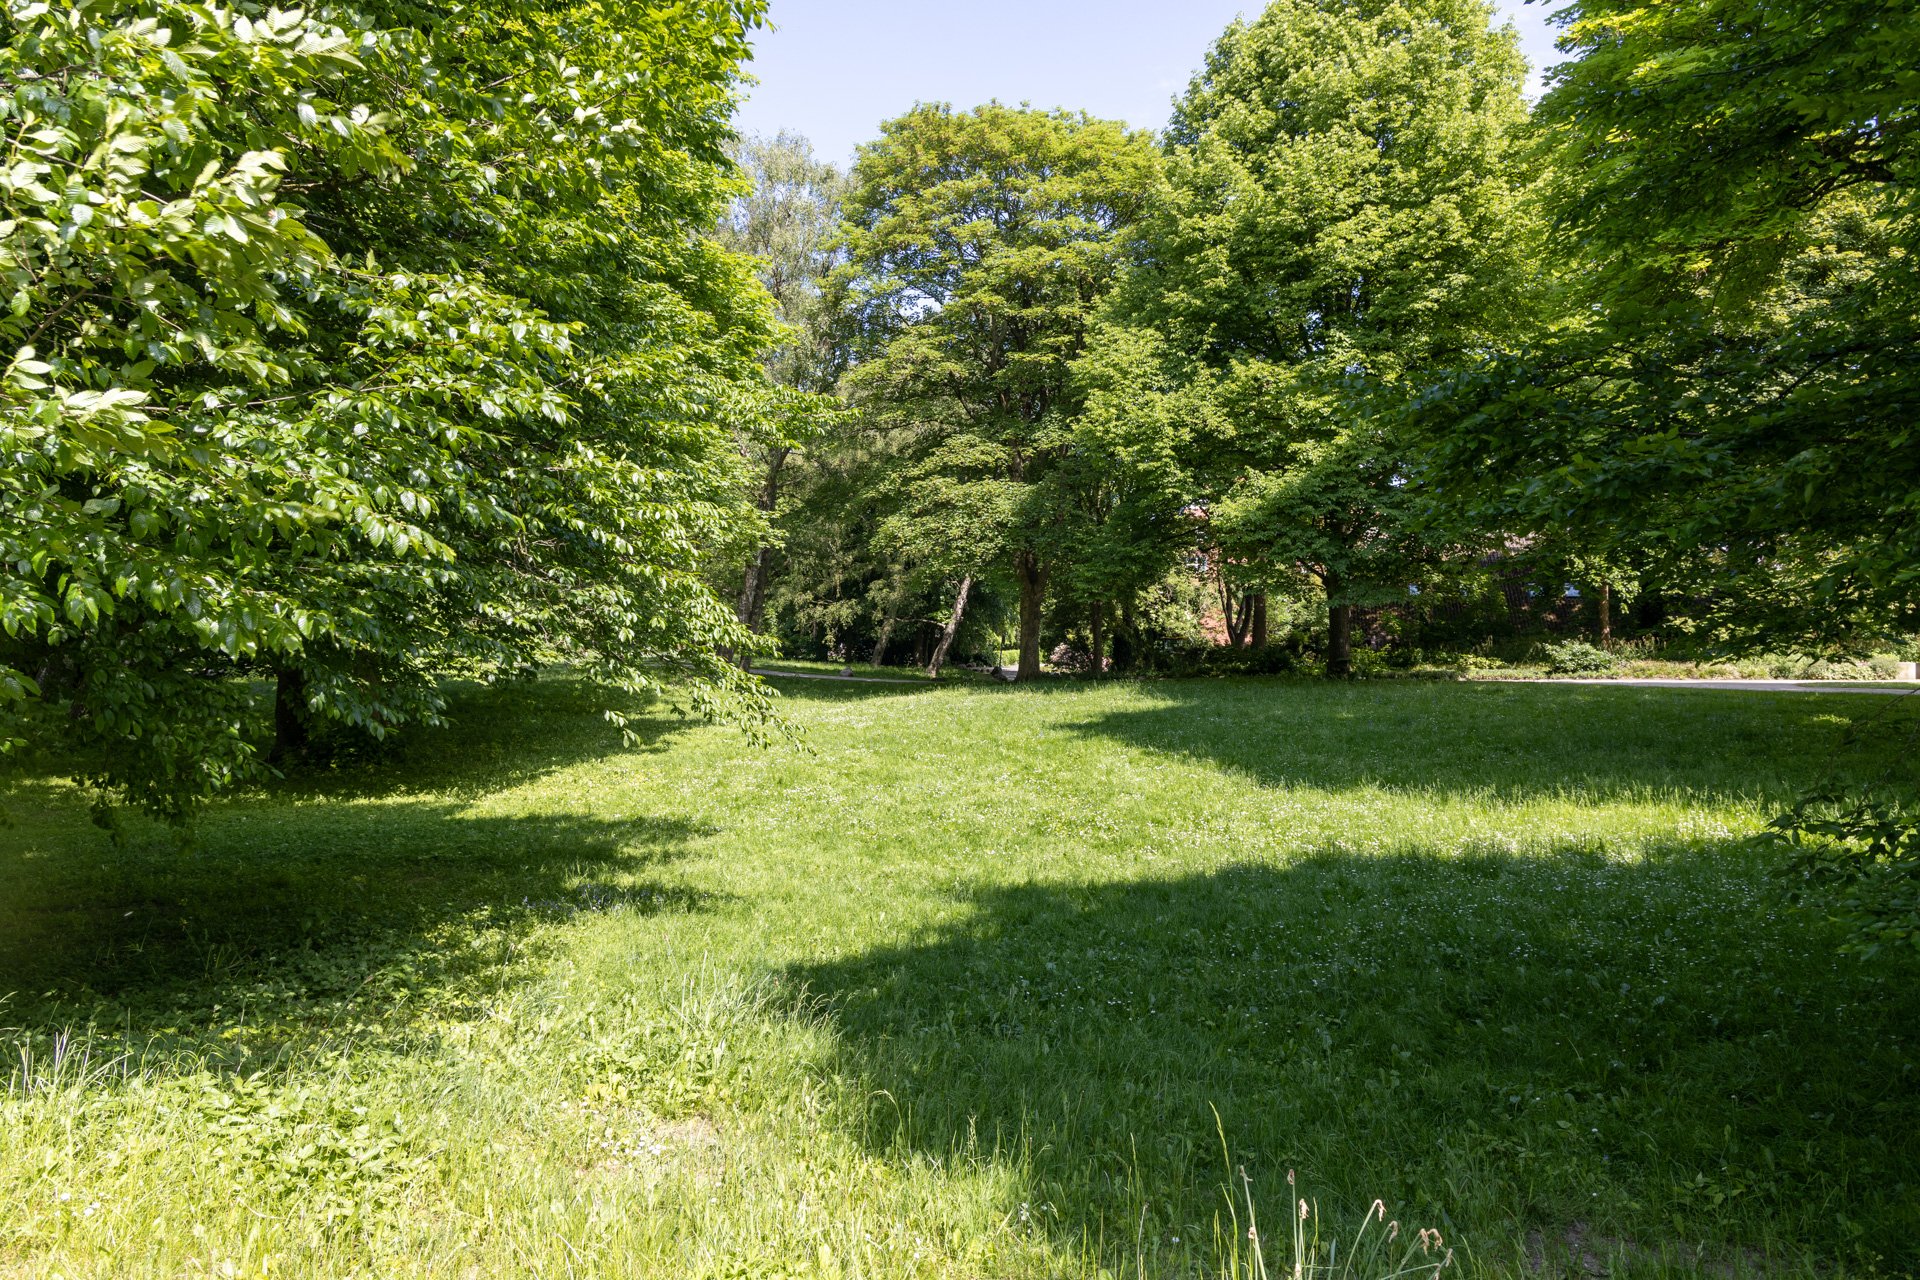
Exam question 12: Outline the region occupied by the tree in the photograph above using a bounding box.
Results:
[833,103,1160,680]
[1106,0,1538,675]
[1059,323,1208,672]
[0,0,780,819]
[1411,0,1920,644]
[713,132,848,658]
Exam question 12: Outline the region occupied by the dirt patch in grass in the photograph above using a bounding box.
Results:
[1525,1222,1784,1279]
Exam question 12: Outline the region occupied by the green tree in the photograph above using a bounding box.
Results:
[0,0,779,818]
[1107,0,1538,674]
[1060,324,1208,671]
[834,103,1160,680]
[713,131,848,657]
[1411,0,1920,643]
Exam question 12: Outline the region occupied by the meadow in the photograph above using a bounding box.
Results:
[2,677,1916,1278]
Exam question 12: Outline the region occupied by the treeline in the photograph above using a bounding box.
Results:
[2,0,1912,819]
[728,0,1918,680]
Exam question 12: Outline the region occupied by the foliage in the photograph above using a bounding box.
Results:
[717,131,848,396]
[1051,324,1204,648]
[0,0,780,818]
[1410,0,1920,643]
[1538,639,1617,676]
[1772,786,1920,957]
[710,130,849,646]
[833,103,1161,677]
[1101,0,1541,674]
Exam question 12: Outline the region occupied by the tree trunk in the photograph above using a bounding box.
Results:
[271,667,310,763]
[1114,598,1137,673]
[734,544,772,669]
[737,546,771,630]
[731,447,789,669]
[926,577,973,679]
[1090,600,1105,675]
[1324,572,1353,678]
[871,612,897,668]
[1598,582,1613,650]
[1015,550,1046,681]
[1217,572,1252,648]
[1250,593,1268,649]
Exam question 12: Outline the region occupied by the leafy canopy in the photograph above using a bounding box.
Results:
[1411,0,1920,642]
[0,0,782,816]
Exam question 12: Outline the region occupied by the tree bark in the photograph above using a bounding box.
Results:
[1015,550,1046,681]
[271,666,310,764]
[1250,593,1268,649]
[871,611,897,668]
[734,544,772,669]
[1598,582,1613,650]
[1324,571,1353,678]
[1216,567,1253,648]
[731,447,789,669]
[1090,600,1105,675]
[926,576,973,679]
[737,546,771,630]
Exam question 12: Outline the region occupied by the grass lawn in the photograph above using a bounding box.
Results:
[2,677,1917,1278]
[751,659,944,681]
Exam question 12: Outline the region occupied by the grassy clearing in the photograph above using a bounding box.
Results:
[2,677,1917,1278]
[751,659,948,681]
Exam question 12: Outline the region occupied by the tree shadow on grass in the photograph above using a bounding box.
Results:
[264,674,705,803]
[0,688,720,1080]
[1064,679,1920,805]
[784,843,1920,1274]
[0,674,701,805]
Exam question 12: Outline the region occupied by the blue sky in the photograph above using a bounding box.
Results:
[735,1,1567,166]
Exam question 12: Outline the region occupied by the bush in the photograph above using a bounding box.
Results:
[1771,788,1920,957]
[1801,657,1875,681]
[1538,640,1617,675]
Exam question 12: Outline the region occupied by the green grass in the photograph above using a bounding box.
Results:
[3,677,1918,1278]
[751,658,945,681]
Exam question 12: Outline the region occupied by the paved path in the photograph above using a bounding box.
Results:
[1499,678,1920,696]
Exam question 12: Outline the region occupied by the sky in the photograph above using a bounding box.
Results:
[734,1,1566,167]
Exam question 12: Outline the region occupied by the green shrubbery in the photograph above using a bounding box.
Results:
[1538,640,1618,675]
[1772,788,1920,957]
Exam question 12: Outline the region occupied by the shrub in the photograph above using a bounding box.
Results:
[1801,658,1872,681]
[1771,788,1920,957]
[1538,640,1617,675]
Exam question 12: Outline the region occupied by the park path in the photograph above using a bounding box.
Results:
[1501,678,1920,696]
